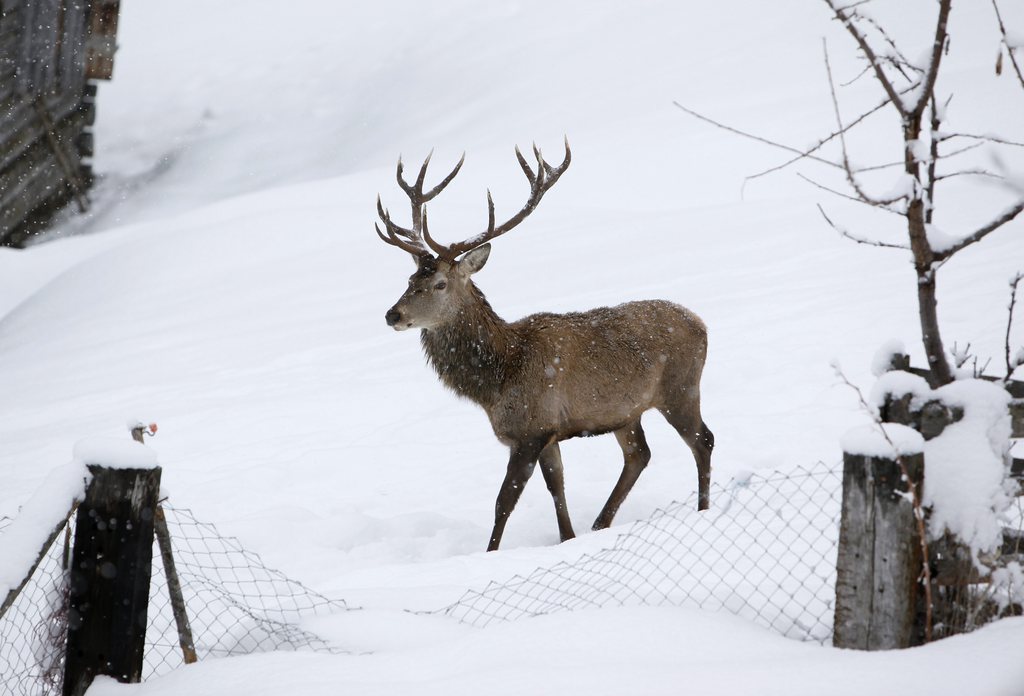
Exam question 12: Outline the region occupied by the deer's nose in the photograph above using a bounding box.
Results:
[385,308,402,327]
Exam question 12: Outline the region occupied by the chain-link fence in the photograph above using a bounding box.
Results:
[0,514,72,696]
[0,505,351,696]
[3,463,844,695]
[434,462,842,643]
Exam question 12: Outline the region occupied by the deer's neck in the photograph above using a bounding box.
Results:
[420,286,514,408]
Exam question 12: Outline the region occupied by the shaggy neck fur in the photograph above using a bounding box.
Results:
[420,283,515,408]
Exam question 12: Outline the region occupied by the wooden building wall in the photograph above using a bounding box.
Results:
[0,0,120,247]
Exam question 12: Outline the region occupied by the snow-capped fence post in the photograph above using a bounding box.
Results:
[63,459,161,696]
[834,426,926,650]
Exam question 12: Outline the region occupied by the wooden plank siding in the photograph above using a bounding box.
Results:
[0,0,120,246]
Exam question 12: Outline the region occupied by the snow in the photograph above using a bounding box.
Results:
[870,338,908,377]
[73,437,159,469]
[869,372,1015,562]
[84,609,1024,696]
[924,379,1014,558]
[0,460,88,597]
[840,423,925,457]
[925,223,959,254]
[1,0,1023,692]
[870,369,933,409]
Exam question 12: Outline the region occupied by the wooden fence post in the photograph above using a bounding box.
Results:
[833,449,924,650]
[63,464,161,696]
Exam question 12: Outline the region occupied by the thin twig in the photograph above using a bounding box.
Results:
[938,141,986,161]
[745,86,915,186]
[911,0,953,116]
[823,38,909,207]
[672,101,841,170]
[926,93,941,224]
[817,203,909,247]
[933,169,1005,183]
[937,132,1024,148]
[1007,272,1024,381]
[801,174,904,215]
[993,0,1024,90]
[825,0,909,118]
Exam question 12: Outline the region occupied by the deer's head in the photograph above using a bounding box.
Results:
[376,142,571,331]
[385,246,491,331]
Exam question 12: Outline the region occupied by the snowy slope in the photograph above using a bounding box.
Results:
[2,0,1024,692]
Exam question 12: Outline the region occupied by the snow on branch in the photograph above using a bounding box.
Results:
[932,200,1024,261]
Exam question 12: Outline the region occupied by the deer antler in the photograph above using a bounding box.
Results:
[429,138,571,261]
[375,139,571,261]
[376,151,466,258]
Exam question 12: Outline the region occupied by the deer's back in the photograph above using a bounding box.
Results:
[492,300,707,442]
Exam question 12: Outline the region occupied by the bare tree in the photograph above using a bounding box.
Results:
[677,0,1024,386]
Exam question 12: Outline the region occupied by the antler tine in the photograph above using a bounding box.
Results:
[436,139,572,260]
[376,195,416,239]
[386,151,466,257]
[423,153,465,202]
[413,150,433,194]
[486,189,496,233]
[421,207,455,258]
[376,142,570,262]
[395,150,464,204]
[514,145,538,187]
[375,220,427,257]
[376,195,428,257]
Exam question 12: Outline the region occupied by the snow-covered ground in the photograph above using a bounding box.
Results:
[2,0,1024,693]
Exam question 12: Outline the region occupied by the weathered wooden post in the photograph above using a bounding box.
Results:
[834,425,925,650]
[63,442,161,696]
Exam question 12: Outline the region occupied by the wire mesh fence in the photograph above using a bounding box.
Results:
[0,515,74,696]
[3,462,844,695]
[0,505,351,696]
[434,462,843,643]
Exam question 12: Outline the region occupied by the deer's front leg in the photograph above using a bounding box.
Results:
[487,438,546,551]
[538,441,575,543]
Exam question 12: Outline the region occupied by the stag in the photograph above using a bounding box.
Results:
[377,140,713,551]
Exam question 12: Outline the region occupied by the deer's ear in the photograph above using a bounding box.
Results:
[459,244,491,276]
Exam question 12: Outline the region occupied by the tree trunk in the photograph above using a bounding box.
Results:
[915,266,953,386]
[904,114,954,386]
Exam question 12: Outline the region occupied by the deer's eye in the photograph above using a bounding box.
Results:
[434,281,447,291]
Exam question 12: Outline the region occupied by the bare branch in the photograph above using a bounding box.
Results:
[1007,272,1024,381]
[727,80,919,187]
[817,203,909,247]
[857,11,925,79]
[933,200,1024,261]
[926,93,941,224]
[839,63,873,87]
[911,0,952,116]
[993,0,1024,90]
[937,132,1024,148]
[825,0,909,118]
[672,101,842,170]
[800,174,904,215]
[933,168,1005,183]
[823,40,911,207]
[938,141,986,161]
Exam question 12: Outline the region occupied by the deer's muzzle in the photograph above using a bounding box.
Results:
[385,307,402,327]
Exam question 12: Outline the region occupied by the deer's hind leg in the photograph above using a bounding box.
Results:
[539,441,576,543]
[592,419,651,531]
[659,395,713,511]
